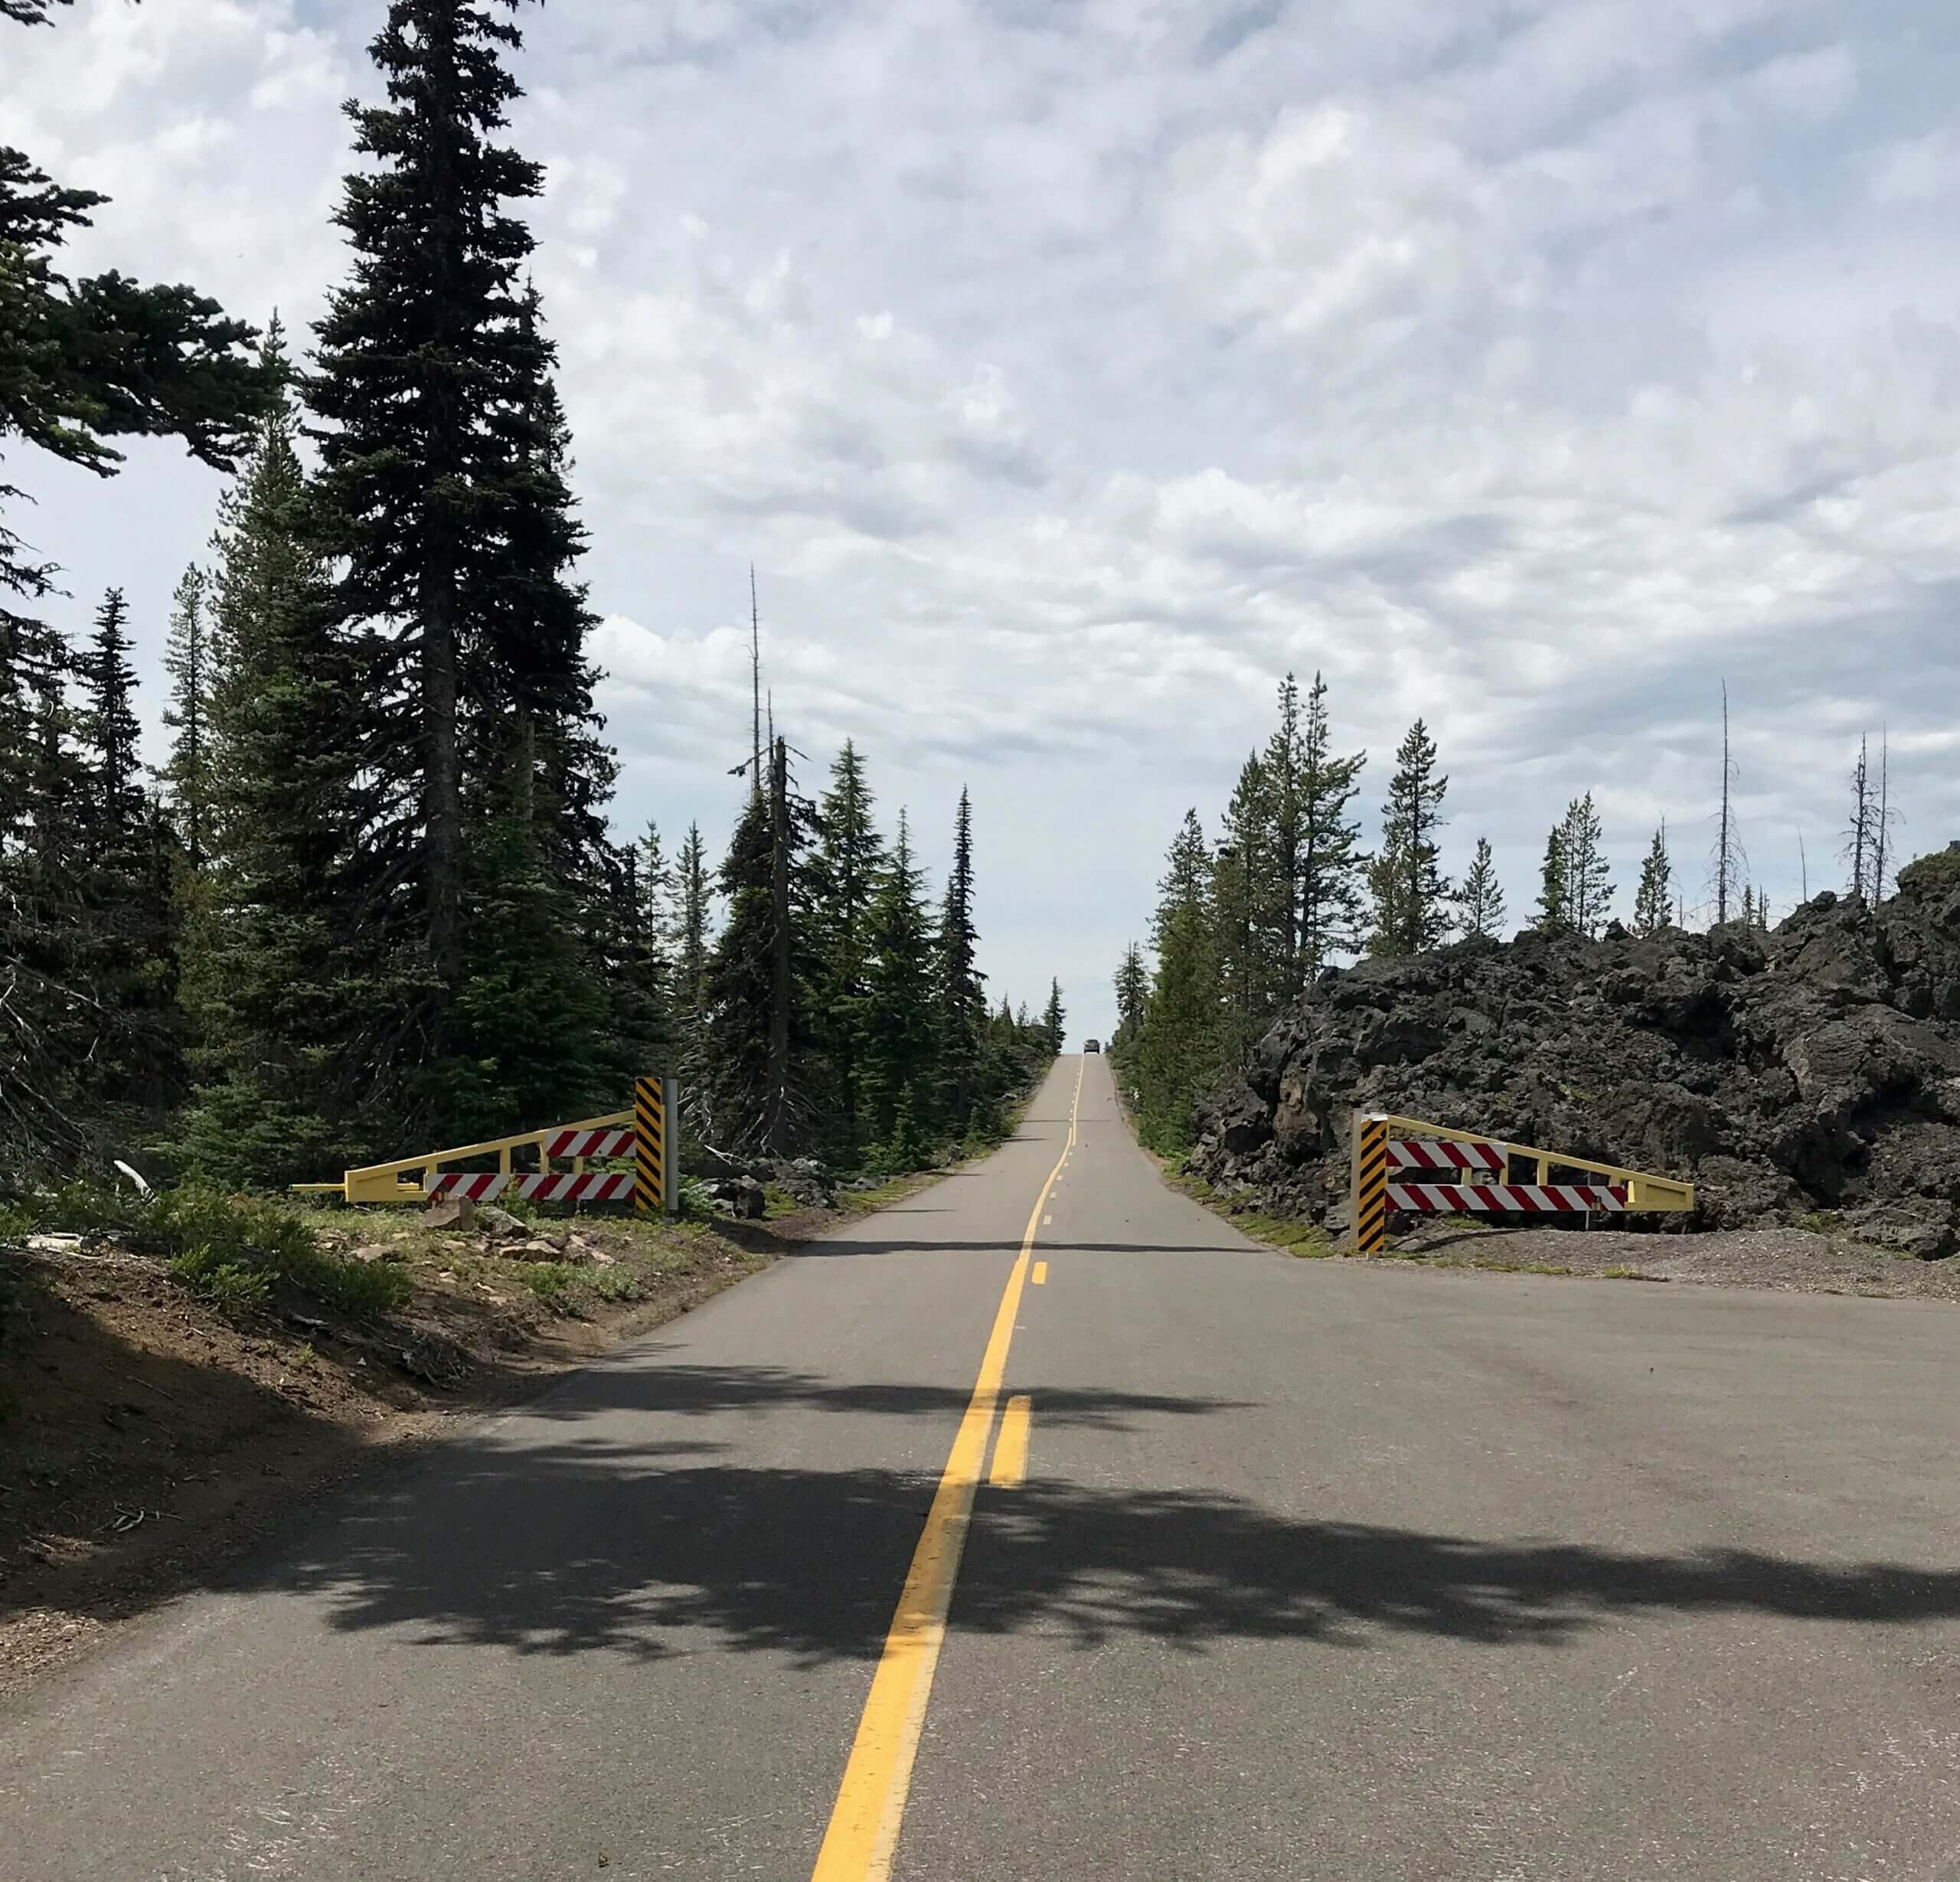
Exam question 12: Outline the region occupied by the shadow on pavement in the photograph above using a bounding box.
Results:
[248,1416,1960,1667]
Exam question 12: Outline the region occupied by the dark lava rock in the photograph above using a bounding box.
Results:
[1190,862,1960,1257]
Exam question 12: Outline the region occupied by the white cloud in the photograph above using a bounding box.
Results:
[7,0,1960,1034]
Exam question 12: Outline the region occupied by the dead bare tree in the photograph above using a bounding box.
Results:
[1708,680,1748,924]
[1873,727,1901,900]
[1843,734,1873,901]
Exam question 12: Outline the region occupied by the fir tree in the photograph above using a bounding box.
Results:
[1536,822,1571,933]
[1632,823,1672,936]
[1741,883,1755,928]
[1296,671,1367,972]
[673,820,711,1065]
[80,588,144,854]
[172,328,374,1184]
[936,785,988,1135]
[1042,979,1067,1056]
[1455,836,1505,939]
[306,0,606,1130]
[861,810,938,1152]
[158,564,216,871]
[1112,942,1148,1047]
[1211,817,1263,1070]
[699,747,818,1156]
[1366,720,1452,957]
[811,741,884,1155]
[72,588,180,1111]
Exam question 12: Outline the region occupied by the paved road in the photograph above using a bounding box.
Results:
[8,1054,1960,1879]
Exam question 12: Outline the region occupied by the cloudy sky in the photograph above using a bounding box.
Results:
[9,0,1959,1041]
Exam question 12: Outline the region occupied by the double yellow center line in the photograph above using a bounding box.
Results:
[809,1057,1083,1881]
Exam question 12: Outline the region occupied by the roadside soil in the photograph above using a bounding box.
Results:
[0,1175,941,1694]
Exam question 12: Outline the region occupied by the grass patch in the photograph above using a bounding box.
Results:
[761,1184,802,1221]
[1797,1209,1838,1234]
[6,1181,410,1323]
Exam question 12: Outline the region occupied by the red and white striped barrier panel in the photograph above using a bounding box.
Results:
[539,1127,634,1159]
[1387,1182,1628,1214]
[430,1171,635,1203]
[1387,1138,1508,1173]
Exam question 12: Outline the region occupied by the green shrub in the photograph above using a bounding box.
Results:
[588,1268,648,1303]
[518,1263,587,1313]
[147,1187,409,1320]
[1896,848,1960,899]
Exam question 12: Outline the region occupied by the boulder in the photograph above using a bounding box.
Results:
[477,1205,528,1241]
[423,1194,476,1231]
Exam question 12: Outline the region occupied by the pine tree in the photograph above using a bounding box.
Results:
[1536,822,1571,933]
[1563,792,1613,938]
[1632,823,1672,936]
[1042,979,1067,1056]
[861,810,938,1154]
[1741,883,1755,927]
[172,328,375,1184]
[810,741,884,1156]
[1455,836,1505,939]
[1296,671,1368,973]
[635,818,671,959]
[1366,720,1452,957]
[936,785,989,1135]
[158,564,216,872]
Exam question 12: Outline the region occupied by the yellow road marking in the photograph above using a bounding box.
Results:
[809,1057,1083,1882]
[1031,1260,1047,1285]
[989,1396,1031,1487]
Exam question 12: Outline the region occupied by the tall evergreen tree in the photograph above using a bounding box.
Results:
[79,588,144,854]
[172,328,374,1184]
[861,810,937,1151]
[305,0,607,1132]
[1134,811,1219,1152]
[1536,822,1571,933]
[1365,720,1452,957]
[1260,675,1306,996]
[811,741,884,1155]
[936,785,988,1133]
[1455,836,1505,939]
[1296,671,1368,974]
[158,564,216,872]
[672,820,711,1066]
[1112,942,1148,1047]
[1632,823,1672,936]
[1042,979,1067,1056]
[1211,818,1263,1070]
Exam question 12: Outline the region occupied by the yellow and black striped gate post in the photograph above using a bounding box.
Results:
[635,1076,678,1219]
[1352,1113,1389,1256]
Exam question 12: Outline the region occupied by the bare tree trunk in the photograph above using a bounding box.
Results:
[766,734,791,1153]
[1873,730,1891,900]
[1716,681,1732,925]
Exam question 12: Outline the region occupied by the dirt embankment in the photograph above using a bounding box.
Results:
[1192,851,1960,1261]
[0,1183,916,1692]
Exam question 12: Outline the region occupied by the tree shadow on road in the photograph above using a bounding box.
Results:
[247,1390,1960,1668]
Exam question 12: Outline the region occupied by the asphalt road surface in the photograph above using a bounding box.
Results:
[8,1053,1960,1880]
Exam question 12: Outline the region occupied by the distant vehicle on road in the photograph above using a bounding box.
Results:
[1084,1038,1100,1053]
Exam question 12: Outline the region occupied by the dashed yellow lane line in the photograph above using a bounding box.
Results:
[1031,1260,1047,1286]
[808,1056,1083,1882]
[988,1396,1031,1488]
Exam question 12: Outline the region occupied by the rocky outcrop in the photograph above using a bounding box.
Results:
[1189,850,1960,1257]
